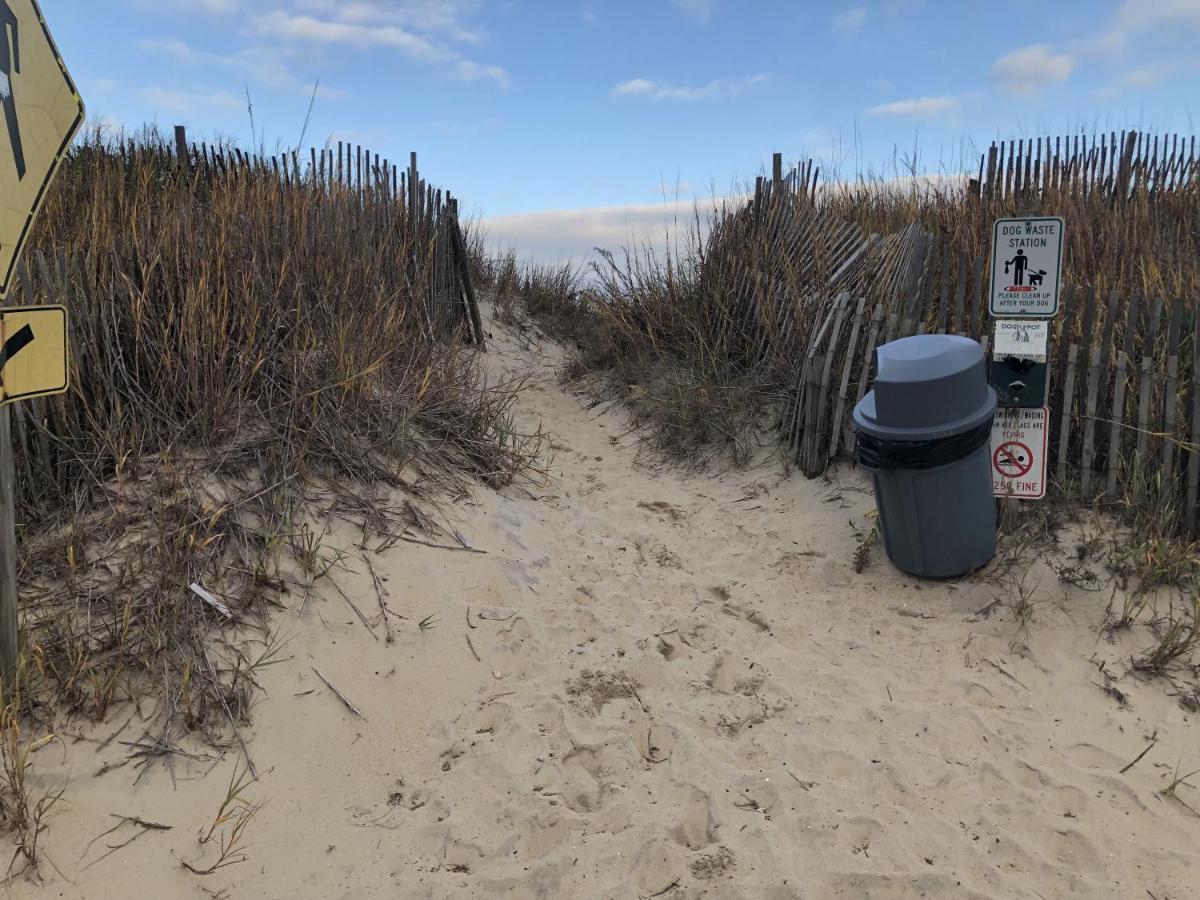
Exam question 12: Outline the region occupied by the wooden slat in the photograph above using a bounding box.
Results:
[1134,299,1164,465]
[1106,351,1129,497]
[935,240,950,333]
[1105,293,1140,497]
[1048,284,1077,469]
[1080,342,1102,498]
[814,293,851,464]
[1080,289,1120,497]
[951,252,967,335]
[1186,309,1200,532]
[855,304,884,406]
[831,297,868,458]
[1161,300,1183,486]
[1056,343,1080,489]
[967,254,984,341]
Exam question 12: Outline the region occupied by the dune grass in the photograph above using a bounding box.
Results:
[0,129,541,855]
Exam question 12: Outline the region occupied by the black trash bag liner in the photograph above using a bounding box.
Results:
[856,420,992,471]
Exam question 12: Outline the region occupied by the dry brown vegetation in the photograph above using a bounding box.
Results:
[0,129,540,859]
[485,133,1198,506]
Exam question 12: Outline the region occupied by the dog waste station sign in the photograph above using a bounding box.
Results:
[0,0,83,680]
[987,216,1063,501]
[989,216,1064,317]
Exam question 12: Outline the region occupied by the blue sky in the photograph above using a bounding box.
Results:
[45,0,1200,259]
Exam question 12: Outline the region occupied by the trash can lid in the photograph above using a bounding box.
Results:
[853,334,996,438]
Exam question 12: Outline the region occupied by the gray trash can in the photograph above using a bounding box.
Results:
[852,334,997,578]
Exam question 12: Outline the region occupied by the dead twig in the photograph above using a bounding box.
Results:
[363,555,393,644]
[1119,731,1158,775]
[311,667,368,721]
[398,534,487,554]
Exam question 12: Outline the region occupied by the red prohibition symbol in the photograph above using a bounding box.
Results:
[993,441,1033,478]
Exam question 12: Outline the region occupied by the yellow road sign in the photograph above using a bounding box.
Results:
[0,304,67,404]
[0,0,84,299]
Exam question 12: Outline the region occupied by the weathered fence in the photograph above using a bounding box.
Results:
[1,127,485,523]
[744,134,1200,529]
[169,128,484,346]
[975,131,1197,200]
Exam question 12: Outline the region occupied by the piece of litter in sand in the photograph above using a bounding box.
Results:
[189,583,232,619]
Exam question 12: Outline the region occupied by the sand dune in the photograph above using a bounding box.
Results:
[16,305,1200,899]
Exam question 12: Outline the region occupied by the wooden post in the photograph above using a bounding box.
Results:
[831,296,867,458]
[1186,309,1200,532]
[1056,343,1079,489]
[967,254,984,340]
[1106,351,1128,497]
[1080,344,1101,498]
[952,252,967,335]
[0,406,16,684]
[1134,299,1163,488]
[174,125,189,170]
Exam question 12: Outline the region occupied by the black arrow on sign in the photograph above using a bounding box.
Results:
[0,324,34,370]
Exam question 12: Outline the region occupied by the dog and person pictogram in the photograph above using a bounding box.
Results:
[1003,249,1047,290]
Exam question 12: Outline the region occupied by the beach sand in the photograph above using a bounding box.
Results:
[12,304,1200,899]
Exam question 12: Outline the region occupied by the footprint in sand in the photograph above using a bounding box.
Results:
[635,723,676,764]
[669,783,721,849]
[707,653,767,695]
[636,500,687,523]
[557,746,606,812]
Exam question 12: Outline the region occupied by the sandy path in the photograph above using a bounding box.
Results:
[14,305,1200,899]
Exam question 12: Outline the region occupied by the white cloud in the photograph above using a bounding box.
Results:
[1114,0,1200,32]
[253,10,508,87]
[485,173,972,266]
[133,0,241,12]
[1078,0,1200,56]
[1093,58,1200,97]
[313,0,490,44]
[866,95,958,117]
[1118,66,1169,88]
[831,7,866,31]
[612,74,768,101]
[138,37,345,99]
[990,44,1075,95]
[140,86,245,112]
[87,113,126,135]
[138,2,504,87]
[484,199,714,266]
[138,38,204,65]
[671,0,716,22]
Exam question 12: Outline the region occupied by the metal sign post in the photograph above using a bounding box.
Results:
[0,0,84,683]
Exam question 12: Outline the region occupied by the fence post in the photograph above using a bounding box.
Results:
[0,406,16,684]
[174,125,189,171]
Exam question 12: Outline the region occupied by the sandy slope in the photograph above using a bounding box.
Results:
[11,305,1200,899]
